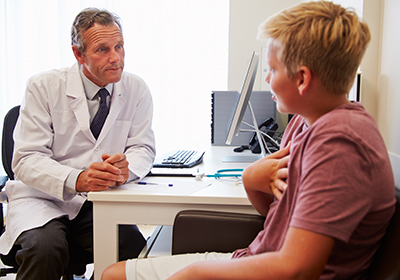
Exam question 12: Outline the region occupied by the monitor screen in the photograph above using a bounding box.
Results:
[225,51,259,145]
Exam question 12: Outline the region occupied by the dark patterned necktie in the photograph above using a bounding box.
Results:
[90,88,109,139]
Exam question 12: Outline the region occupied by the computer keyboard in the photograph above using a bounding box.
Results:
[153,150,205,168]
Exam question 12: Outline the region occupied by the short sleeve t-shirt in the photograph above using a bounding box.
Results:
[233,102,395,280]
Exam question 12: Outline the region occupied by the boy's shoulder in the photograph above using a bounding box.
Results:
[283,102,382,149]
[314,102,377,135]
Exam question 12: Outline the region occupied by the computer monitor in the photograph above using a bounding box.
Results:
[225,51,259,146]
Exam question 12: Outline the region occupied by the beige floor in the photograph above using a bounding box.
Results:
[0,225,157,279]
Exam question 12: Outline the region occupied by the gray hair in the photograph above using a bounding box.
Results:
[71,8,122,53]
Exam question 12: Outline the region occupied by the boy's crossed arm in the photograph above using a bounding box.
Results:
[242,143,290,216]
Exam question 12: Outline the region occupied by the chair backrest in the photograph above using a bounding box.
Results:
[367,187,400,280]
[0,105,91,276]
[1,105,20,181]
[172,210,265,255]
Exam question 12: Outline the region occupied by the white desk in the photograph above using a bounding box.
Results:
[88,146,260,280]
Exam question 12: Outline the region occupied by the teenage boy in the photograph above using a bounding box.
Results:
[102,1,395,279]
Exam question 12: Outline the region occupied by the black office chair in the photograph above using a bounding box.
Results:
[0,105,92,279]
[172,210,265,255]
[172,188,400,280]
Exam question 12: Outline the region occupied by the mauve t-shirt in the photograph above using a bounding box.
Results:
[233,102,396,280]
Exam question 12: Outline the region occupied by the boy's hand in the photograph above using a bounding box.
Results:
[242,142,291,200]
[269,143,290,199]
[272,153,290,199]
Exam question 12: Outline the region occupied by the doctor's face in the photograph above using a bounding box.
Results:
[75,22,125,87]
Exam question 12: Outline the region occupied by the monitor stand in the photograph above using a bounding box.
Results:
[222,101,280,163]
[222,101,268,163]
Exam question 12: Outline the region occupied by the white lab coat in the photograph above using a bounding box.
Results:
[0,63,156,254]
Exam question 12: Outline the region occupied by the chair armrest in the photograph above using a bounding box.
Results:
[0,176,8,203]
[0,175,8,190]
[366,188,400,280]
[172,210,265,255]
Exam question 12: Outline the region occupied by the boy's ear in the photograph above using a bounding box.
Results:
[297,66,312,96]
[72,45,85,65]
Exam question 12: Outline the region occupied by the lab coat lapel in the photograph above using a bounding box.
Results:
[65,63,95,142]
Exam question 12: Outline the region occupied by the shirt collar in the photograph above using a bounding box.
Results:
[79,68,114,100]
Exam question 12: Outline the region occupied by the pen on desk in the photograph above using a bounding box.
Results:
[134,181,173,187]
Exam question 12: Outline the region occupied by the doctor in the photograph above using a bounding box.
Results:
[0,8,156,279]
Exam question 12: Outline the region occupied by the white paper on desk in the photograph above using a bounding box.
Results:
[129,179,211,195]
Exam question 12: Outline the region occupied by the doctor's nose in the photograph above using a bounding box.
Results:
[108,49,121,64]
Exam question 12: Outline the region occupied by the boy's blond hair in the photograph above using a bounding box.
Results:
[258,1,370,95]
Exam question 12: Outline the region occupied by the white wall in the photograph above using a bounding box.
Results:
[228,0,299,129]
[228,0,298,92]
[360,0,382,125]
[378,0,400,186]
